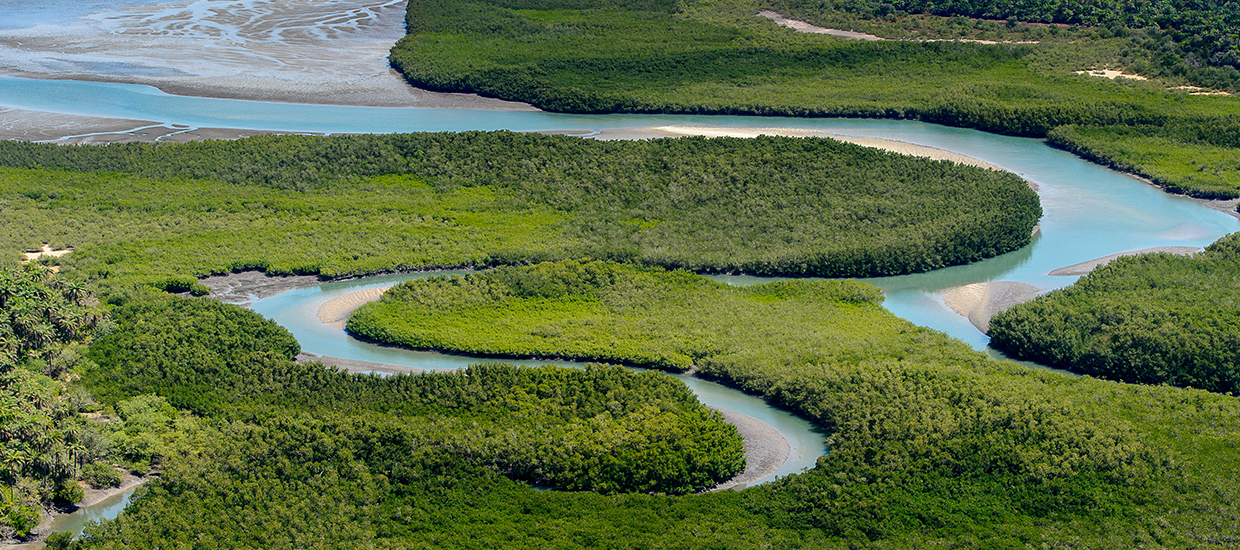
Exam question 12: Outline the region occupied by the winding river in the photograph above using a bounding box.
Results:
[5,74,1238,539]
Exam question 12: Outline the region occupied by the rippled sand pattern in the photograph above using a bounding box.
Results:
[0,0,535,108]
[317,285,392,329]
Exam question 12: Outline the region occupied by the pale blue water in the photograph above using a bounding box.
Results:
[249,273,827,485]
[0,0,157,30]
[11,74,1236,533]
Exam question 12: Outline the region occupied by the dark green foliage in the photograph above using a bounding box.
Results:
[85,293,743,494]
[1,266,103,538]
[80,463,121,489]
[0,132,1040,280]
[340,260,1240,545]
[389,0,1240,196]
[1,264,100,371]
[990,232,1240,394]
[804,0,1240,70]
[1049,122,1240,198]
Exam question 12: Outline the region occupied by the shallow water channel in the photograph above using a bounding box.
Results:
[9,75,1239,538]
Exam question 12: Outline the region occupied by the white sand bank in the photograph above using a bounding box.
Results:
[757,10,882,40]
[317,286,392,329]
[941,281,1042,333]
[1048,246,1201,276]
[707,408,792,492]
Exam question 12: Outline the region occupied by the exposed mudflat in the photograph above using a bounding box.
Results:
[198,270,324,307]
[1048,246,1201,276]
[0,0,535,110]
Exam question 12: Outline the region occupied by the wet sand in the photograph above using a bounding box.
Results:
[707,408,791,492]
[0,0,535,110]
[317,285,392,329]
[1048,246,1202,276]
[0,106,337,143]
[941,281,1043,333]
[197,270,324,307]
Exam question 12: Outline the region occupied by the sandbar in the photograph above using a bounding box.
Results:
[941,281,1042,333]
[586,125,1015,174]
[707,407,792,492]
[1048,246,1201,276]
[316,285,392,329]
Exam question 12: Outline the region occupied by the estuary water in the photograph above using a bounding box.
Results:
[5,73,1238,538]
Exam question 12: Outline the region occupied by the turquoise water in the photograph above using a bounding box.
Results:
[45,485,141,540]
[11,74,1237,534]
[248,273,827,485]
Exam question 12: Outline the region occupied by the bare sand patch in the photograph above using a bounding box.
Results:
[1048,246,1201,276]
[757,11,1037,44]
[317,286,392,329]
[1074,69,1148,81]
[707,407,791,492]
[942,281,1042,333]
[1171,85,1233,96]
[597,125,1014,174]
[757,10,882,40]
[21,244,72,262]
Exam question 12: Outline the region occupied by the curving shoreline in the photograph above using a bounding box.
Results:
[301,284,795,491]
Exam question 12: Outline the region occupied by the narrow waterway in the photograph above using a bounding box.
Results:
[8,74,1238,539]
[247,273,827,484]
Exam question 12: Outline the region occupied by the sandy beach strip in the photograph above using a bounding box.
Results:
[1048,246,1202,276]
[941,281,1043,333]
[584,125,1014,174]
[707,407,792,492]
[757,10,882,40]
[316,286,392,329]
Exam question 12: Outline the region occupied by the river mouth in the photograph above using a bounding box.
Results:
[0,0,533,110]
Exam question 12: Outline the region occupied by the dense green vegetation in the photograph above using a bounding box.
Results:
[353,261,1240,545]
[11,261,1224,547]
[390,0,1240,198]
[990,232,1240,394]
[85,293,743,495]
[0,264,193,538]
[781,0,1240,72]
[1048,123,1240,198]
[0,132,1039,282]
